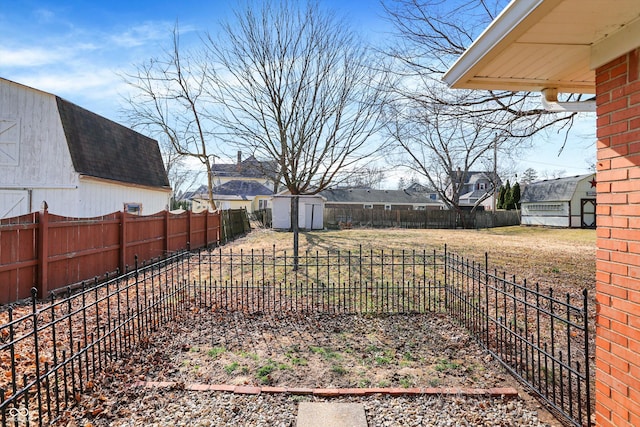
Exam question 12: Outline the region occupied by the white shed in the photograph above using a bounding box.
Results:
[271,194,325,230]
[0,78,171,219]
[520,174,596,228]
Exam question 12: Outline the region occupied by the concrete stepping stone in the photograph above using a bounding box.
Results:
[297,402,367,427]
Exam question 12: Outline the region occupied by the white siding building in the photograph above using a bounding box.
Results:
[271,194,325,230]
[520,174,596,228]
[0,78,171,219]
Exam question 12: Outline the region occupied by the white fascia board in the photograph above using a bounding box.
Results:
[442,0,546,87]
[591,16,640,70]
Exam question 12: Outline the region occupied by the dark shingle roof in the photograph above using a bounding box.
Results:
[521,174,594,203]
[320,188,431,204]
[211,155,279,180]
[213,180,273,196]
[56,97,169,188]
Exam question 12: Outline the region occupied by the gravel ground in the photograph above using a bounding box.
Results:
[64,311,563,426]
[68,388,554,427]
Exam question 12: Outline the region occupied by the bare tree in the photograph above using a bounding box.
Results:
[334,166,386,189]
[381,0,580,152]
[204,0,390,266]
[385,95,504,214]
[122,27,218,210]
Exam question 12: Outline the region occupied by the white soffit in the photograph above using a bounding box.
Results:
[443,0,640,94]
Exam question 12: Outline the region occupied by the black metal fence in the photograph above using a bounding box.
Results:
[0,252,191,425]
[444,251,592,427]
[0,244,592,427]
[190,246,592,427]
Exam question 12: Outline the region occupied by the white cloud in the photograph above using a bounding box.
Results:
[0,47,68,67]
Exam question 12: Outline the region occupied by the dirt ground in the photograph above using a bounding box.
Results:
[71,226,594,426]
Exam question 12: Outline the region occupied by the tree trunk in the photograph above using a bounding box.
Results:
[291,195,299,271]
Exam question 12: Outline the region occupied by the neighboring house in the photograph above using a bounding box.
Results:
[191,180,273,213]
[442,1,640,425]
[449,171,501,211]
[271,194,325,230]
[211,151,280,192]
[0,78,170,219]
[520,174,596,228]
[319,187,444,211]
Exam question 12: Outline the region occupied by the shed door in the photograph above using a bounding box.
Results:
[581,199,596,229]
[0,190,29,219]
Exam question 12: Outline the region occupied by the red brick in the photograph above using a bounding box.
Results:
[596,69,612,85]
[596,335,612,352]
[385,387,415,396]
[287,387,314,395]
[362,387,388,395]
[598,91,612,106]
[611,62,629,79]
[611,251,640,267]
[599,75,629,94]
[610,205,640,218]
[600,303,629,322]
[598,55,628,74]
[261,386,287,394]
[598,159,611,170]
[611,129,640,145]
[599,193,628,204]
[599,121,629,138]
[598,325,629,347]
[599,146,628,160]
[313,388,341,396]
[337,388,367,395]
[598,115,611,127]
[611,154,640,169]
[210,384,236,392]
[596,376,613,398]
[612,105,640,123]
[630,48,640,82]
[234,385,261,395]
[598,168,629,182]
[598,97,629,115]
[186,383,212,391]
[599,260,628,276]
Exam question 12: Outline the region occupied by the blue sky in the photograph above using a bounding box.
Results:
[1,0,595,186]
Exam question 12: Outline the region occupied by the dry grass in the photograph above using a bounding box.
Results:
[226,226,596,297]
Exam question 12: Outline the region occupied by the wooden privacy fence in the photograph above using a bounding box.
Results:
[0,209,228,304]
[324,207,520,229]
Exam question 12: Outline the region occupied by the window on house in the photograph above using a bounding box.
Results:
[414,205,426,210]
[384,204,392,210]
[478,183,486,190]
[124,203,142,215]
[363,204,373,209]
[259,199,268,210]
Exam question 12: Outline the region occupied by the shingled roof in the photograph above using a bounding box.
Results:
[320,188,431,204]
[521,174,594,203]
[212,180,273,197]
[56,97,170,188]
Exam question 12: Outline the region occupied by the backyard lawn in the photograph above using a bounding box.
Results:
[230,225,596,295]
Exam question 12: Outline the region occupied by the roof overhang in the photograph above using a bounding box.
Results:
[443,0,640,94]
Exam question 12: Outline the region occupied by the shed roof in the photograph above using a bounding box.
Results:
[320,188,433,205]
[56,97,170,188]
[520,173,594,203]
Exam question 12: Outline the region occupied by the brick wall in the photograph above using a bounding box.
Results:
[595,48,640,427]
